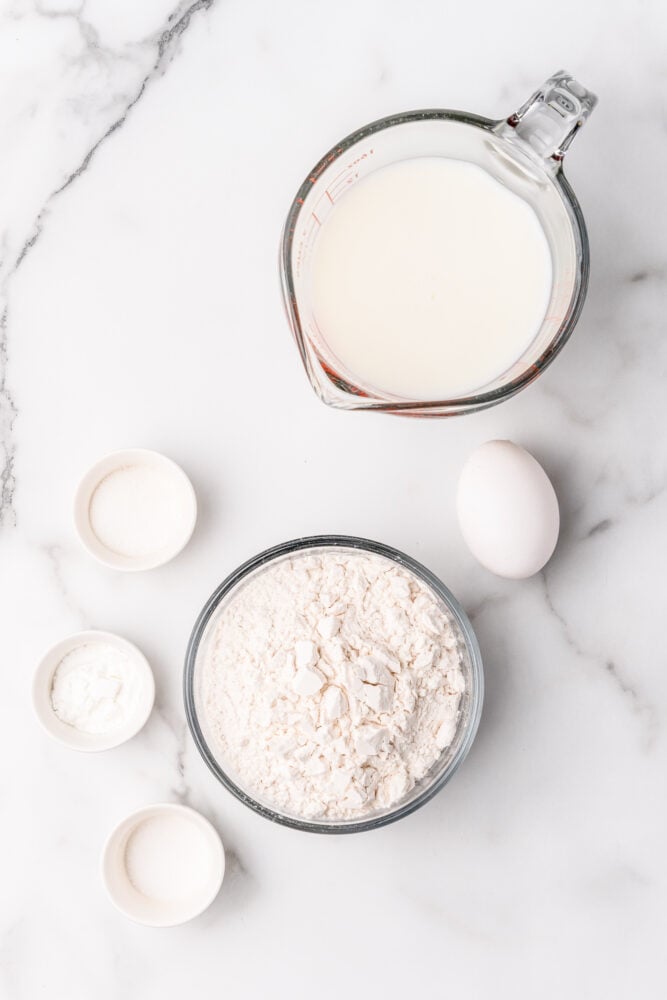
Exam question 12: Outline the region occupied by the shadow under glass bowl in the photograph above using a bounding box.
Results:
[184,535,483,834]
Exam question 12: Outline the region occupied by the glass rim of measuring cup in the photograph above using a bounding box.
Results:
[280,71,597,417]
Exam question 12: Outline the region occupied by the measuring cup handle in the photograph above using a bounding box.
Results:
[497,70,598,169]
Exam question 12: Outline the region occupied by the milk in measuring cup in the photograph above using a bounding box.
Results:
[310,157,553,400]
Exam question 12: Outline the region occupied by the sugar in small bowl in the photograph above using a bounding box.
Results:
[74,448,197,571]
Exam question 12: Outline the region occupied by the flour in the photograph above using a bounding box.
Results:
[200,549,466,820]
[50,642,140,734]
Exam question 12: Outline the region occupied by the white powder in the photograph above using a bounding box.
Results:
[124,815,213,903]
[50,642,140,734]
[89,463,193,559]
[200,549,466,820]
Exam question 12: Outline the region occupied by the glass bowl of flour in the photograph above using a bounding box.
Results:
[184,536,483,833]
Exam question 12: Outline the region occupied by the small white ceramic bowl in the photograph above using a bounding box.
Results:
[33,630,155,752]
[74,448,197,571]
[102,803,225,927]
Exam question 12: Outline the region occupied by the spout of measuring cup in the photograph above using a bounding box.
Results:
[497,70,598,167]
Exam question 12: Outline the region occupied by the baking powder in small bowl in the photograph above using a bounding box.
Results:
[33,630,155,752]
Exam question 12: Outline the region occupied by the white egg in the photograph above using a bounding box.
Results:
[457,440,560,579]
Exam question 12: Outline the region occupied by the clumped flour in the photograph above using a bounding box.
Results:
[201,550,466,820]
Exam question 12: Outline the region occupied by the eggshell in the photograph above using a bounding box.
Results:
[457,440,560,579]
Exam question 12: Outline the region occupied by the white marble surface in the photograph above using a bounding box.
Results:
[2,0,666,996]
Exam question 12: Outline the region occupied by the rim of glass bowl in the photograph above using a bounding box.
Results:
[279,109,590,416]
[184,535,484,834]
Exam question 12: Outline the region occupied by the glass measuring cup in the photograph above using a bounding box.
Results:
[280,71,597,417]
